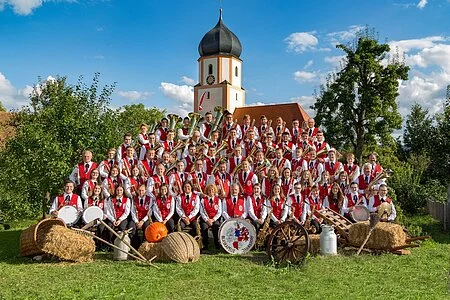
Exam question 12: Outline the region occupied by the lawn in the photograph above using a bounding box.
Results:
[0,215,449,300]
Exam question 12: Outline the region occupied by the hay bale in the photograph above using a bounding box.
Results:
[19,218,66,257]
[348,222,406,250]
[41,226,95,262]
[138,242,170,262]
[161,232,200,263]
[309,234,321,255]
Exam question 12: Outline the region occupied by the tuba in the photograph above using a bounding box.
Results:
[167,114,182,131]
[187,112,202,138]
[209,106,225,139]
[148,120,159,134]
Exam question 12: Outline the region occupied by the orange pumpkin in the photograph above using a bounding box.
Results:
[145,222,168,243]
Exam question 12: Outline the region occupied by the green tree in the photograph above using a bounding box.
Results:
[312,30,409,163]
[117,104,165,137]
[403,103,434,155]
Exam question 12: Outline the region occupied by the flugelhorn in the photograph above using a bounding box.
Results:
[366,168,393,191]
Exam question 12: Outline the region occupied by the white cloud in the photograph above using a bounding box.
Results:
[291,96,316,117]
[0,72,30,109]
[180,76,196,86]
[324,55,346,68]
[160,82,194,104]
[0,0,75,15]
[285,32,322,53]
[117,90,153,101]
[304,60,314,69]
[417,0,427,9]
[327,25,364,45]
[293,71,317,83]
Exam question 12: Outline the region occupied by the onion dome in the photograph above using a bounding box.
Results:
[198,9,242,58]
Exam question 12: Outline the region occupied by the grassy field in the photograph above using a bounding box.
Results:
[0,215,449,300]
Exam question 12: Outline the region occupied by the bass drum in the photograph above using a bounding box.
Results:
[82,206,104,224]
[57,206,80,226]
[219,218,256,254]
[351,205,370,222]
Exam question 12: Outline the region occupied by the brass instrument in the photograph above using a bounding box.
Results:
[254,159,271,175]
[208,106,225,139]
[316,147,328,157]
[148,120,159,134]
[215,140,228,154]
[187,112,202,138]
[231,156,253,176]
[366,169,393,191]
[169,140,186,157]
[247,141,260,159]
[255,207,272,249]
[265,145,276,158]
[211,157,227,175]
[165,162,177,175]
[167,114,182,131]
[301,144,313,158]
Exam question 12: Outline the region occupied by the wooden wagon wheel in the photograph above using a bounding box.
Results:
[266,221,310,264]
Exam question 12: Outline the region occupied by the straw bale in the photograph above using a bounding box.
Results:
[138,242,170,262]
[309,234,321,255]
[348,222,406,250]
[41,226,95,262]
[161,232,200,263]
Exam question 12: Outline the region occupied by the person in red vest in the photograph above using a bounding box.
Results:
[208,160,232,199]
[278,132,296,161]
[137,123,150,160]
[368,184,397,222]
[69,150,98,197]
[200,111,214,143]
[227,145,245,174]
[176,181,200,237]
[323,182,344,214]
[304,185,323,233]
[119,146,138,178]
[98,148,117,179]
[147,164,168,196]
[156,118,169,143]
[102,165,129,199]
[222,183,247,220]
[342,181,367,221]
[49,180,83,219]
[234,159,258,197]
[280,167,296,197]
[290,119,302,145]
[116,133,133,162]
[130,184,153,248]
[81,168,101,205]
[287,182,306,224]
[153,183,175,232]
[104,185,133,243]
[138,148,157,180]
[268,184,288,226]
[306,118,319,142]
[189,159,208,193]
[247,183,268,231]
[199,184,223,251]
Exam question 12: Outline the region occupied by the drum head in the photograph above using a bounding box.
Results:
[82,206,104,224]
[219,218,256,254]
[351,205,370,222]
[57,206,79,226]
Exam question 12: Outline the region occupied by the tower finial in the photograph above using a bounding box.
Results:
[219,7,223,20]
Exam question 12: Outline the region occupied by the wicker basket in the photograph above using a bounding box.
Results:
[19,218,66,257]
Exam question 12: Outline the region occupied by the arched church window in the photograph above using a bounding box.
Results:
[208,64,213,75]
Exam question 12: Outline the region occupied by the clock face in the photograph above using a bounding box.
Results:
[206,75,215,85]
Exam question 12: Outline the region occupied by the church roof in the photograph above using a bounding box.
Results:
[198,9,242,58]
[233,103,310,130]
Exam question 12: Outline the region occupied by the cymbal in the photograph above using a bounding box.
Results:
[377,202,392,219]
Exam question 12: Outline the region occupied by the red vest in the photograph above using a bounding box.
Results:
[270,197,285,220]
[278,142,294,160]
[111,197,128,219]
[344,164,358,175]
[184,156,196,173]
[289,194,303,219]
[214,172,231,198]
[190,172,207,192]
[106,177,123,195]
[163,140,177,152]
[280,177,295,197]
[314,141,328,158]
[291,158,305,173]
[346,193,362,208]
[138,133,149,146]
[87,196,104,209]
[250,195,265,219]
[133,195,151,221]
[307,127,319,137]
[371,164,382,176]
[319,182,332,199]
[156,196,173,219]
[119,145,128,160]
[290,127,302,144]
[308,196,323,211]
[327,197,341,213]
[203,156,216,174]
[141,159,157,177]
[151,175,168,192]
[372,195,391,208]
[226,138,240,154]
[57,194,78,210]
[357,174,375,191]
[228,156,244,174]
[262,178,276,197]
[202,196,220,219]
[237,171,254,196]
[225,196,246,218]
[203,123,213,138]
[122,157,138,176]
[78,162,98,187]
[258,124,271,136]
[157,127,167,142]
[180,194,197,220]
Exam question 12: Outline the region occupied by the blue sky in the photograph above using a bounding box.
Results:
[0,0,449,121]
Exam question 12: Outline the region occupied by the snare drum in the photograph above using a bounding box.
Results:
[351,205,370,222]
[219,218,256,254]
[82,206,104,224]
[57,206,80,226]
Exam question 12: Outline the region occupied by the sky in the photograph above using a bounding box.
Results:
[0,0,449,125]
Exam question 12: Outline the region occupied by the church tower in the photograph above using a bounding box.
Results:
[194,9,245,115]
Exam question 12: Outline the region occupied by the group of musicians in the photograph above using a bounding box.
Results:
[49,109,396,251]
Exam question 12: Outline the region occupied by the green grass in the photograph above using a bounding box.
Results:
[0,216,449,300]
